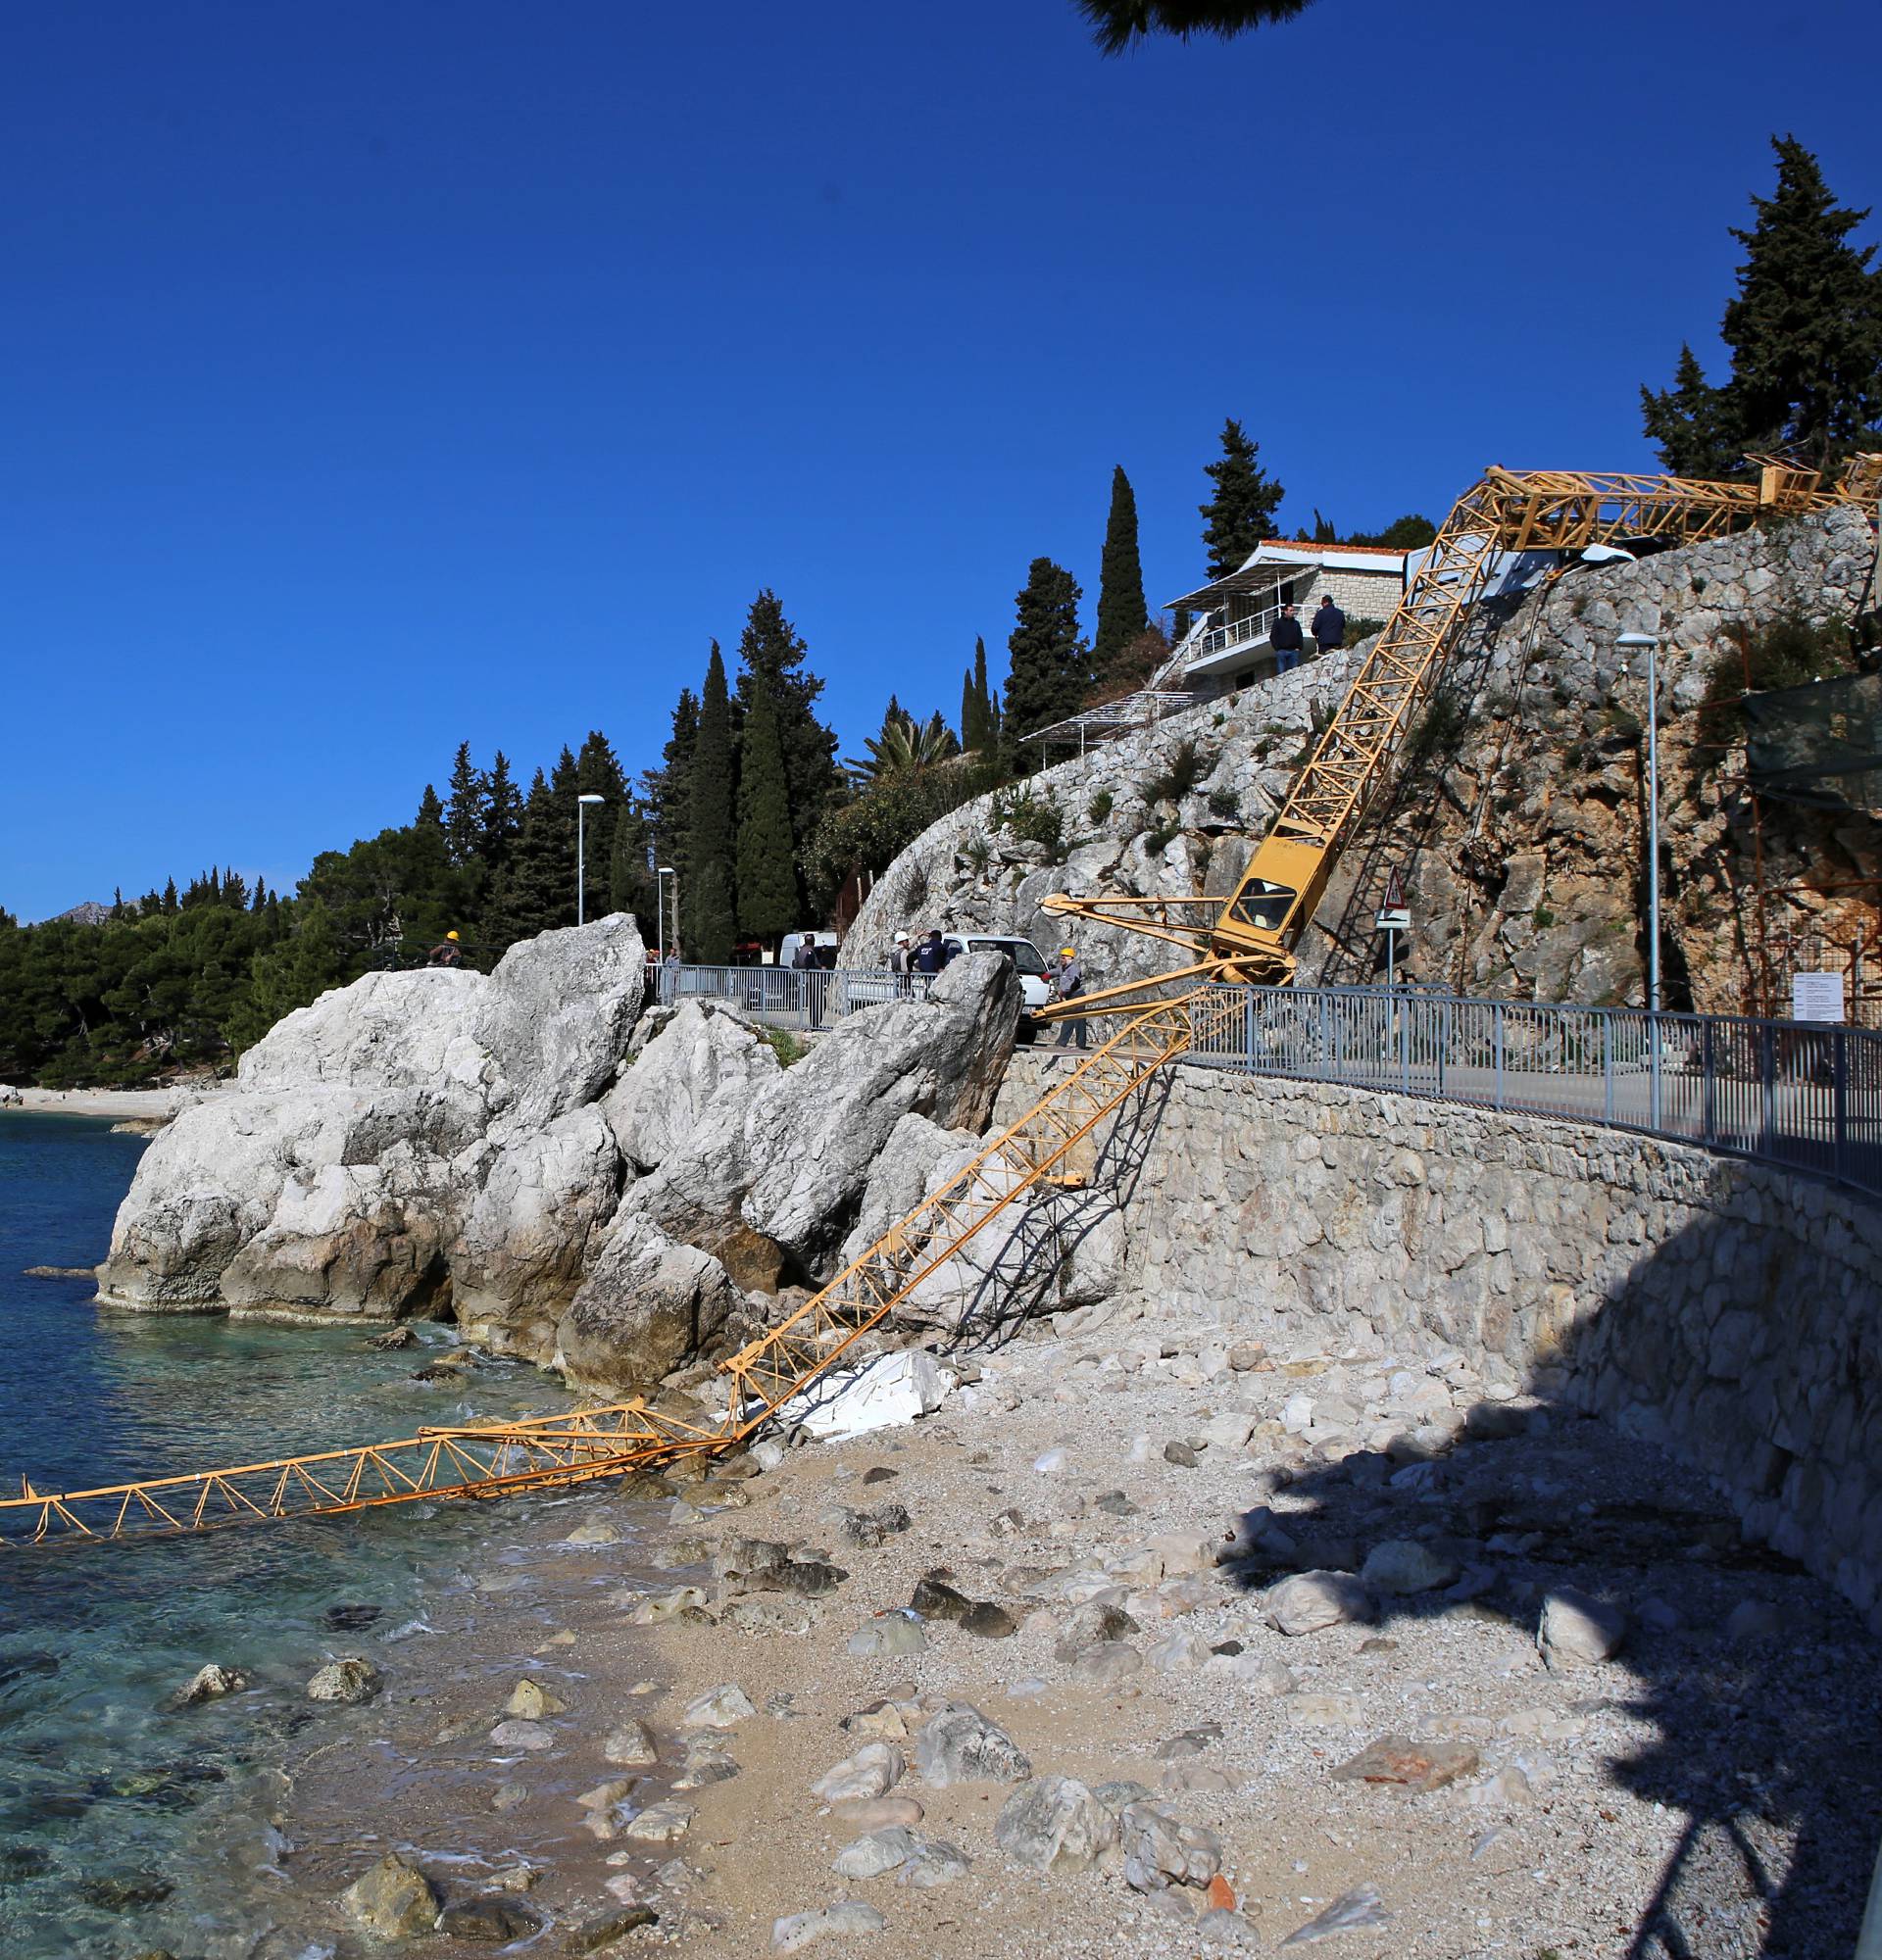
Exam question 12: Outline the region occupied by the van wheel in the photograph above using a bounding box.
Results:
[1017,1016,1037,1046]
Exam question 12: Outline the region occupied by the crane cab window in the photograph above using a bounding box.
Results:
[1231,881,1296,933]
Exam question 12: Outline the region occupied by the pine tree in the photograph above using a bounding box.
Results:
[1721,135,1881,466]
[607,798,656,935]
[1002,558,1090,774]
[222,868,250,910]
[574,730,629,922]
[1641,344,1745,478]
[733,591,841,899]
[1200,418,1284,577]
[643,688,698,898]
[485,768,570,951]
[444,742,485,866]
[1093,466,1149,682]
[1079,0,1315,55]
[251,879,269,912]
[734,677,798,942]
[686,645,737,962]
[110,887,125,920]
[1642,138,1882,474]
[416,784,445,834]
[226,898,348,1052]
[479,752,524,880]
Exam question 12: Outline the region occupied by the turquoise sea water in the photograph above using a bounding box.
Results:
[0,1113,574,1956]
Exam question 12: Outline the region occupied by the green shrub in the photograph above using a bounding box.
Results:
[991,786,1065,857]
[1207,789,1239,820]
[1407,692,1467,763]
[763,1027,806,1067]
[1088,789,1114,824]
[1144,737,1209,806]
[1533,905,1557,929]
[1696,612,1859,752]
[1144,824,1179,856]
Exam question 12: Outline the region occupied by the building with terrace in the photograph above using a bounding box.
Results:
[1164,538,1411,695]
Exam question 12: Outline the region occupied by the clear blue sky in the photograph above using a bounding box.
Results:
[3,0,1876,920]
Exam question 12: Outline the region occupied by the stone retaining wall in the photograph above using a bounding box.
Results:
[993,1051,1882,1633]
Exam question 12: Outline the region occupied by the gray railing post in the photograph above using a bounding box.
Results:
[1245,986,1257,1075]
[1317,990,1330,1079]
[1649,1009,1663,1135]
[1439,997,1451,1097]
[1400,993,1412,1093]
[1493,1002,1505,1110]
[1760,1022,1777,1152]
[1702,1019,1716,1148]
[1835,1025,1849,1181]
[1602,1012,1613,1124]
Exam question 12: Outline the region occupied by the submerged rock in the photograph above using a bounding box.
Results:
[306,1657,381,1705]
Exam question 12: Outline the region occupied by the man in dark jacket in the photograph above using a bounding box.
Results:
[1269,603,1304,674]
[913,930,944,976]
[1312,594,1346,656]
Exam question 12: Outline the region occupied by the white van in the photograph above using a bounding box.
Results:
[777,930,840,970]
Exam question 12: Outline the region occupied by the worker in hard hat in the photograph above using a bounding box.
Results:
[1052,944,1087,1049]
[426,930,466,969]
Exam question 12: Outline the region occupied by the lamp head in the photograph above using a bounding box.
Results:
[577,793,606,805]
[1616,632,1659,652]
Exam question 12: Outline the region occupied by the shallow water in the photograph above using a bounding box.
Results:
[0,1113,577,1956]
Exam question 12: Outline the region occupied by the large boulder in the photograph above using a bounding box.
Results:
[473,917,647,1129]
[101,918,647,1325]
[602,1001,780,1172]
[450,1107,624,1358]
[738,954,1020,1266]
[622,953,1020,1287]
[555,1212,744,1391]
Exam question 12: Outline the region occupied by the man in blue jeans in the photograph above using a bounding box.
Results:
[1270,603,1304,674]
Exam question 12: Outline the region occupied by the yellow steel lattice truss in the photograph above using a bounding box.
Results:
[1,992,1242,1546]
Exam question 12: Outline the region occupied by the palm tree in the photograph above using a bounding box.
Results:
[845,710,962,785]
[1075,0,1316,54]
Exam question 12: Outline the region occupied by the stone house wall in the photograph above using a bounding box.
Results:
[992,1051,1882,1634]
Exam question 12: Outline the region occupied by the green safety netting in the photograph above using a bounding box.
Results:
[1745,670,1882,815]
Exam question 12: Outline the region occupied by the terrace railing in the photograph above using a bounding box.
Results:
[659,964,915,1028]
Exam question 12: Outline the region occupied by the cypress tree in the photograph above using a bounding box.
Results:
[1002,558,1090,774]
[444,742,485,865]
[1093,466,1149,682]
[685,644,737,963]
[416,784,446,833]
[960,666,978,755]
[733,592,841,896]
[1200,418,1284,577]
[1721,135,1881,466]
[960,636,999,753]
[734,677,798,942]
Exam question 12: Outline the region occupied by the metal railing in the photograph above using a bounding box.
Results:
[659,964,917,1028]
[1179,983,1882,1199]
[660,965,1882,1196]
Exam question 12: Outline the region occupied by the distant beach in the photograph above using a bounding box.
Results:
[0,1086,210,1121]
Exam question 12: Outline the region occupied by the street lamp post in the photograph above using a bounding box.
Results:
[1618,629,1661,1127]
[576,794,606,926]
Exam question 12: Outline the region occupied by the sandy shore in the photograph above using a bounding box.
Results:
[245,1312,1879,1959]
[0,1085,216,1120]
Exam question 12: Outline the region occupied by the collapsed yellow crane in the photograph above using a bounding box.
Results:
[1041,455,1880,1014]
[4,457,1874,1547]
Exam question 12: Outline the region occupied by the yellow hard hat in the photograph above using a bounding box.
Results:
[1061,945,1076,956]
[446,931,460,942]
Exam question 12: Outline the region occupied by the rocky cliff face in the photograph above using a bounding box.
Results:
[99,923,1024,1391]
[845,509,1876,1013]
